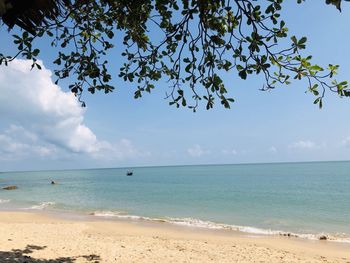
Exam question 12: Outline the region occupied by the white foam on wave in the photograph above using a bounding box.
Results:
[329,238,350,244]
[89,211,350,243]
[0,199,10,204]
[167,218,350,243]
[91,211,123,217]
[91,210,159,221]
[29,202,56,210]
[167,217,229,229]
[164,217,286,236]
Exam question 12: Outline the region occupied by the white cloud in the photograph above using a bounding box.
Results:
[341,136,350,147]
[0,59,146,161]
[288,140,326,151]
[289,140,315,150]
[93,138,151,160]
[268,146,277,153]
[187,144,210,157]
[0,125,58,160]
[222,149,238,155]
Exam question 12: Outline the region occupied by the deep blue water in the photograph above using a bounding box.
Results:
[0,161,349,241]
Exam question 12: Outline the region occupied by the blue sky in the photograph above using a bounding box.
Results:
[1,1,350,171]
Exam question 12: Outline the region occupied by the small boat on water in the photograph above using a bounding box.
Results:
[126,171,133,176]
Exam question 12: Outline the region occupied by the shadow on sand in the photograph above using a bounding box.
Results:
[0,244,101,262]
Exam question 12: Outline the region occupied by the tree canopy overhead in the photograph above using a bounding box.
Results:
[1,0,350,111]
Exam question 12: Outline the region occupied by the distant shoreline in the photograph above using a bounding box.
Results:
[1,159,350,173]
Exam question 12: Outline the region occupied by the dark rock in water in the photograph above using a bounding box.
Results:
[51,181,57,185]
[319,235,328,240]
[2,185,18,190]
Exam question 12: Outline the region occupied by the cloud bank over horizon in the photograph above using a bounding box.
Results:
[0,59,147,166]
[0,60,349,170]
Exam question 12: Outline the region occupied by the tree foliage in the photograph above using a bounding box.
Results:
[1,0,350,110]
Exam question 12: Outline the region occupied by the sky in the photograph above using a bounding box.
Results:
[1,1,350,171]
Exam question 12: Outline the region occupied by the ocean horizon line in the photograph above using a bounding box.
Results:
[2,159,350,173]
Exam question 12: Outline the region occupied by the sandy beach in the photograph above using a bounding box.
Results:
[0,211,348,263]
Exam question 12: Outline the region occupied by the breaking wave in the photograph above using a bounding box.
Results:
[29,202,56,210]
[0,199,10,204]
[90,211,350,243]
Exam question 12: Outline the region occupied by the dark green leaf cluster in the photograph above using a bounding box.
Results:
[324,0,350,11]
[2,0,350,110]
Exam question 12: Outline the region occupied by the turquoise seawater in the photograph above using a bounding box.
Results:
[0,162,349,241]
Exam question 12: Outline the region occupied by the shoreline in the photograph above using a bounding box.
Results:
[0,211,349,262]
[1,203,349,245]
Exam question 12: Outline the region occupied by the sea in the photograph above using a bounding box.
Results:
[0,161,349,243]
